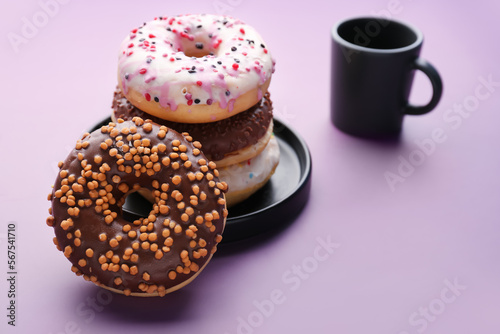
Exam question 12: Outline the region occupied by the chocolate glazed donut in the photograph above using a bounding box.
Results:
[112,87,273,162]
[47,117,228,296]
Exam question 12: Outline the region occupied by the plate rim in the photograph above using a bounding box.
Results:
[89,117,312,242]
[226,117,312,222]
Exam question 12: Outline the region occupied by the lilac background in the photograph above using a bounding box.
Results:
[1,0,500,333]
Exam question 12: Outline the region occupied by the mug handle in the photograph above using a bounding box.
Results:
[404,58,443,115]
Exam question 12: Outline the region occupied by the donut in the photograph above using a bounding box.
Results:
[112,87,274,167]
[46,117,228,296]
[219,135,280,206]
[117,14,275,123]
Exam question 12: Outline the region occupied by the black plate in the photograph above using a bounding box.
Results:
[90,118,312,243]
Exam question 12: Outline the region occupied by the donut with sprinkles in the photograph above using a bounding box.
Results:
[47,117,228,296]
[117,14,275,123]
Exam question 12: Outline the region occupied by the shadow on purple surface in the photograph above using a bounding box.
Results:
[334,126,405,146]
[215,199,311,258]
[74,284,195,324]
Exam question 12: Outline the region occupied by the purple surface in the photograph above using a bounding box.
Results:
[1,0,500,333]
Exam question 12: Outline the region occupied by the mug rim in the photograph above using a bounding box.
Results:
[331,16,424,54]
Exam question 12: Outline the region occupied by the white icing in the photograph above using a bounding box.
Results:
[118,14,275,112]
[218,135,279,194]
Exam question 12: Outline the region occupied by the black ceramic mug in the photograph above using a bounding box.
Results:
[331,17,443,137]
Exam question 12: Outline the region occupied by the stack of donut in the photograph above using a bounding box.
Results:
[47,13,279,297]
[111,14,279,207]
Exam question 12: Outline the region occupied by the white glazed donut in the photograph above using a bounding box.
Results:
[218,135,280,207]
[118,14,275,123]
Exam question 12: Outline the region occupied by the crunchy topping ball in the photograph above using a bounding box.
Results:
[47,118,227,296]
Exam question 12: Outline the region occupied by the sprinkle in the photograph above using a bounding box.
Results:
[149,34,156,38]
[195,42,204,49]
[206,99,213,105]
[145,93,151,101]
[187,99,193,106]
[240,28,245,34]
[172,175,182,185]
[232,63,239,70]
[196,81,202,86]
[139,68,147,74]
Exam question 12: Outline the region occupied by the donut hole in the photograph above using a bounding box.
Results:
[122,189,154,222]
[180,36,214,58]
